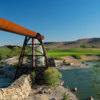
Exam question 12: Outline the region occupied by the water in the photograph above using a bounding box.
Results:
[0,78,13,88]
[59,61,100,100]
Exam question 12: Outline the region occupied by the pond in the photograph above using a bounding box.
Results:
[59,61,100,100]
[0,68,14,88]
[0,78,13,88]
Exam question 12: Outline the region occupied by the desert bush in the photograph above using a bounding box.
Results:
[73,55,81,59]
[80,44,88,48]
[0,60,5,64]
[91,45,97,48]
[62,92,69,100]
[31,71,36,84]
[44,68,62,87]
[27,59,31,63]
[82,61,86,64]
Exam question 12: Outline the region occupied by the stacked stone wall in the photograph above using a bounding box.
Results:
[0,74,32,100]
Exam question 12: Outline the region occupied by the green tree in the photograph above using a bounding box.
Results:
[80,44,88,48]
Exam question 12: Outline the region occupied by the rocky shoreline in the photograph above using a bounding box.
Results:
[24,85,78,100]
[0,73,78,100]
[56,64,90,70]
[0,56,98,100]
[62,55,100,65]
[0,57,78,100]
[54,55,100,70]
[55,60,90,70]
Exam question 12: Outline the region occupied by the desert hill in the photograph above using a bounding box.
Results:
[44,38,100,49]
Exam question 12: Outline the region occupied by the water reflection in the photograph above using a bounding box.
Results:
[59,61,100,100]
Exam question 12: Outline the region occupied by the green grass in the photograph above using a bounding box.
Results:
[62,92,69,100]
[1,46,100,60]
[46,48,100,59]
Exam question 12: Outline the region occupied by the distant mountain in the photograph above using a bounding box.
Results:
[0,38,100,50]
[44,38,100,49]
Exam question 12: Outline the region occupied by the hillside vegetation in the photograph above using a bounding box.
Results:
[0,38,100,60]
[0,46,21,59]
[0,45,100,60]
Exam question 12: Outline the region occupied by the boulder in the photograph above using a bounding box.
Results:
[73,87,77,92]
[65,85,68,89]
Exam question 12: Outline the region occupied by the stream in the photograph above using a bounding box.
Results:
[60,61,100,100]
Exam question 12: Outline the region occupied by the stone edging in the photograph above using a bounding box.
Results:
[0,74,32,100]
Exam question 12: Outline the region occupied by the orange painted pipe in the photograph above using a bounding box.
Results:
[0,18,44,40]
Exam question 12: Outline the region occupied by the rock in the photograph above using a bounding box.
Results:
[88,96,94,100]
[0,92,2,100]
[73,87,77,92]
[51,97,57,100]
[34,94,48,100]
[40,88,52,94]
[67,62,74,66]
[70,63,74,65]
[65,85,68,89]
[12,95,18,99]
[63,59,66,63]
[86,64,89,66]
[59,80,64,86]
[40,95,49,100]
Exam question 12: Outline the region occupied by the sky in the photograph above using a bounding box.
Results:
[0,0,100,46]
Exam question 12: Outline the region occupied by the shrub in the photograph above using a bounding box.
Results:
[73,55,81,59]
[80,44,88,48]
[82,61,86,64]
[62,92,69,100]
[91,45,97,48]
[44,68,62,87]
[27,59,31,63]
[0,61,5,64]
[31,71,36,84]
